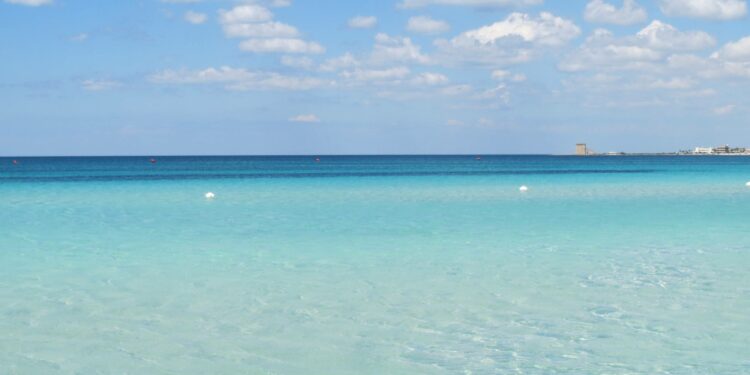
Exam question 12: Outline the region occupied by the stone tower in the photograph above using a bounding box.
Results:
[576,143,587,156]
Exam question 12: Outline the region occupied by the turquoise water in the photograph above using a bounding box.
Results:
[1,156,749,374]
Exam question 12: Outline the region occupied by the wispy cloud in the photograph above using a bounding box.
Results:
[348,16,377,29]
[714,104,736,115]
[149,66,328,90]
[239,38,324,54]
[406,16,450,35]
[81,79,122,91]
[3,0,53,6]
[289,114,321,123]
[371,33,431,65]
[223,22,299,38]
[184,11,207,25]
[340,67,410,82]
[69,33,89,42]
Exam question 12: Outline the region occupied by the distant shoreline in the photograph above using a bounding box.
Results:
[3,153,750,158]
[583,153,750,156]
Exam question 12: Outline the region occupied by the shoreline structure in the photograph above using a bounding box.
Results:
[575,143,750,156]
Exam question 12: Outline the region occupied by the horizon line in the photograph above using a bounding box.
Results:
[1,153,564,158]
[0,152,730,158]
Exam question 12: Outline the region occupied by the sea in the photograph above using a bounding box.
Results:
[1,155,749,374]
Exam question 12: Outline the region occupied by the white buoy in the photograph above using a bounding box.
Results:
[519,185,529,192]
[205,192,216,199]
[746,181,750,187]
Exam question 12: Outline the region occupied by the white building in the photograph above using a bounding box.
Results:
[693,147,713,154]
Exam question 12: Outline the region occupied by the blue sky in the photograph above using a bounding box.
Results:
[1,0,749,155]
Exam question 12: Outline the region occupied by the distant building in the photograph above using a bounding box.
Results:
[717,145,748,154]
[693,145,748,155]
[576,143,588,156]
[714,145,731,154]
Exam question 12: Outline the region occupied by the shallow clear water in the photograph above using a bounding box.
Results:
[1,156,749,374]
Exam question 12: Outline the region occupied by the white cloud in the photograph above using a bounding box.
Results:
[636,20,715,51]
[320,53,361,72]
[289,114,320,122]
[149,66,327,90]
[436,12,580,66]
[711,36,750,61]
[218,7,297,38]
[3,0,52,6]
[371,33,431,64]
[435,40,534,66]
[559,21,716,72]
[491,69,526,81]
[491,69,511,79]
[558,25,750,110]
[584,0,648,25]
[281,55,315,69]
[411,72,449,85]
[714,104,736,115]
[406,16,451,34]
[228,74,324,90]
[340,67,411,82]
[439,84,472,95]
[323,34,431,73]
[223,21,299,38]
[659,0,747,20]
[219,4,324,55]
[218,5,272,24]
[239,38,325,54]
[348,16,377,29]
[150,67,256,84]
[184,11,207,25]
[82,79,122,91]
[559,29,660,72]
[667,53,750,79]
[474,83,510,103]
[398,0,542,9]
[648,77,695,89]
[459,12,580,46]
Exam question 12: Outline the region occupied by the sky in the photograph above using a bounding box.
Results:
[1,0,749,155]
